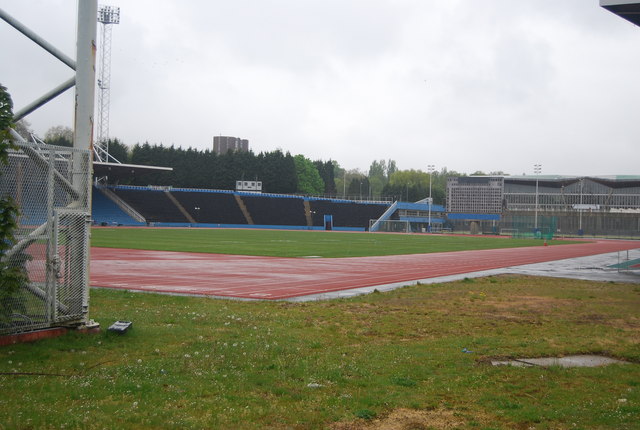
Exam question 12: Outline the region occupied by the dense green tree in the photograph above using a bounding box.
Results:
[333,161,346,197]
[125,143,300,193]
[44,125,73,147]
[383,169,431,202]
[346,175,370,199]
[257,150,297,193]
[313,160,337,196]
[386,159,398,178]
[0,84,29,323]
[0,85,12,145]
[294,154,324,195]
[380,167,462,204]
[107,138,130,163]
[368,159,388,199]
[11,119,33,141]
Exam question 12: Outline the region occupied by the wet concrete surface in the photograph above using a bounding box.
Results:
[292,248,640,301]
[501,248,640,284]
[491,355,629,368]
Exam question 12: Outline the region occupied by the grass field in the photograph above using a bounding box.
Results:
[90,228,566,258]
[1,276,638,429]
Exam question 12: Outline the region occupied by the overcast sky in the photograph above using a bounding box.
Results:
[1,0,639,176]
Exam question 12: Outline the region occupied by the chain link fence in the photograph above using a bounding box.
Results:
[1,140,91,335]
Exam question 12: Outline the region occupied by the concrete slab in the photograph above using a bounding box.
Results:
[492,355,629,368]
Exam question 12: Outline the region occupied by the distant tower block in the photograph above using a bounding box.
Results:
[213,136,249,155]
[96,5,120,162]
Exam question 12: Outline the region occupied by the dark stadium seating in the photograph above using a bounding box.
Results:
[92,187,144,226]
[309,200,389,228]
[241,195,307,226]
[171,191,247,225]
[110,187,189,223]
[96,186,389,229]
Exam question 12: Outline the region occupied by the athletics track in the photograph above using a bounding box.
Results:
[90,239,639,300]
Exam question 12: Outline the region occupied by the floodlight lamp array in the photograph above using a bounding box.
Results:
[98,5,120,24]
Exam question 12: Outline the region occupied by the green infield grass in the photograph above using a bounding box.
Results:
[1,276,638,429]
[91,228,568,258]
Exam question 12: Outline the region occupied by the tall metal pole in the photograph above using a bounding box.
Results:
[74,0,98,155]
[96,5,120,162]
[427,164,435,231]
[534,164,542,230]
[74,0,98,313]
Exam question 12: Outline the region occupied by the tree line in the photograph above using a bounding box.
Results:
[41,125,508,204]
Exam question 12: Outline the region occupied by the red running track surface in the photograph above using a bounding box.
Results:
[90,240,639,300]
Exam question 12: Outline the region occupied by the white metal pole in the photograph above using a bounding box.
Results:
[427,165,434,231]
[74,0,98,313]
[74,0,98,155]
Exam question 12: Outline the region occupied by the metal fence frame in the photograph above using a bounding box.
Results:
[1,141,91,335]
[1,1,97,335]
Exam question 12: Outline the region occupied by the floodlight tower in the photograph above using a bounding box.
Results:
[96,4,120,163]
[427,164,435,231]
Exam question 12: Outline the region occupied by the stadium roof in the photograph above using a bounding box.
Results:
[505,175,640,189]
[510,175,640,181]
[93,161,172,181]
[600,0,640,26]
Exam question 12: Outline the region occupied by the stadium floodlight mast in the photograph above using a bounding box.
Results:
[427,164,435,231]
[534,164,542,230]
[96,4,120,163]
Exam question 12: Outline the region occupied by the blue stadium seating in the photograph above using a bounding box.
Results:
[109,187,189,223]
[92,187,144,226]
[93,185,391,230]
[171,190,247,225]
[242,195,307,226]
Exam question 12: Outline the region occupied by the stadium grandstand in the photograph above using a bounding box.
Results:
[0,149,623,237]
[91,182,450,233]
[92,185,392,231]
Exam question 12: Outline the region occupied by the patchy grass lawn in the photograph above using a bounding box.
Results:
[1,275,638,429]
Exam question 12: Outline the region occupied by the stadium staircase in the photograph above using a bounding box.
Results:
[165,191,196,224]
[97,186,146,223]
[369,201,398,232]
[234,195,254,225]
[303,200,313,227]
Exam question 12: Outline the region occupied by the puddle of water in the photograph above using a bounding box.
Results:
[491,355,628,368]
